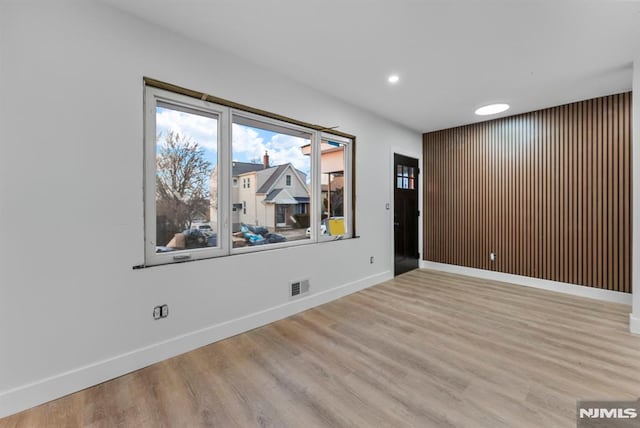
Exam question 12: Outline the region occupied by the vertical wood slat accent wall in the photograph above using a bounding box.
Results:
[423,92,632,293]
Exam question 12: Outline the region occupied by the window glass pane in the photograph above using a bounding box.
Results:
[231,116,312,248]
[397,177,403,188]
[403,166,409,178]
[409,178,414,190]
[403,177,409,188]
[320,140,347,237]
[397,165,402,175]
[409,167,414,179]
[155,104,218,252]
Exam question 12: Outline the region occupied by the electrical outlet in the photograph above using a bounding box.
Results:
[370,256,375,264]
[153,306,161,320]
[490,252,496,262]
[160,304,169,318]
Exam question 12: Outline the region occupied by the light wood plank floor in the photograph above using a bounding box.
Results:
[2,269,640,427]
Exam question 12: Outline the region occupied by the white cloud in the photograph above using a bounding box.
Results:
[231,124,265,161]
[265,134,310,173]
[154,109,312,174]
[231,125,310,174]
[156,107,218,152]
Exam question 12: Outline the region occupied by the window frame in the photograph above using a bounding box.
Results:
[144,83,355,266]
[144,86,230,265]
[230,109,316,255]
[315,133,354,242]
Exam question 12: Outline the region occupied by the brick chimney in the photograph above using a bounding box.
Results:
[263,150,270,168]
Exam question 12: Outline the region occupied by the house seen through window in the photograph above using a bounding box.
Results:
[227,114,312,248]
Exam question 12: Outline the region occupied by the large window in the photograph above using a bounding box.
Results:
[144,85,353,265]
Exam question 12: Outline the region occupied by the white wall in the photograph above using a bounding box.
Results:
[631,57,640,334]
[0,1,420,417]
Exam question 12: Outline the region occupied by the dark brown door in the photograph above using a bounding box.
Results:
[394,154,419,276]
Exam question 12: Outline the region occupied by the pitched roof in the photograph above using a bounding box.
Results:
[231,161,264,176]
[264,188,299,204]
[257,164,288,194]
[264,188,283,202]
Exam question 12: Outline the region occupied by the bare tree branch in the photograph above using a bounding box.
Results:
[156,131,212,238]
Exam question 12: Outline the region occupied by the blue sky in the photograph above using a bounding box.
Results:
[156,107,311,176]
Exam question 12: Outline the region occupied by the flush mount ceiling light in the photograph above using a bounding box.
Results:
[388,74,400,84]
[475,103,510,116]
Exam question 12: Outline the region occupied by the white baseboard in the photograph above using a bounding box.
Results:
[420,261,632,305]
[0,270,392,419]
[630,314,640,335]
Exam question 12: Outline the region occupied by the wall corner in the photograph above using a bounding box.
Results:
[632,56,640,333]
[630,314,640,335]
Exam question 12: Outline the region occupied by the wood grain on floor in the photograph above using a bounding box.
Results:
[2,269,639,427]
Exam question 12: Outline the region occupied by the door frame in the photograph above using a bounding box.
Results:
[275,204,287,227]
[389,148,422,273]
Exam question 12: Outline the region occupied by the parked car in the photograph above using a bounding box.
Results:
[191,223,213,235]
[306,221,328,237]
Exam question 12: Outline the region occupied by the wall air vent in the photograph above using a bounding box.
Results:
[291,281,301,296]
[290,279,310,298]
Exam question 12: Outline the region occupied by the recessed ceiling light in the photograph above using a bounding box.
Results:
[388,74,400,84]
[475,103,510,116]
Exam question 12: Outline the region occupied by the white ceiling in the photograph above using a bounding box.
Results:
[101,0,640,133]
